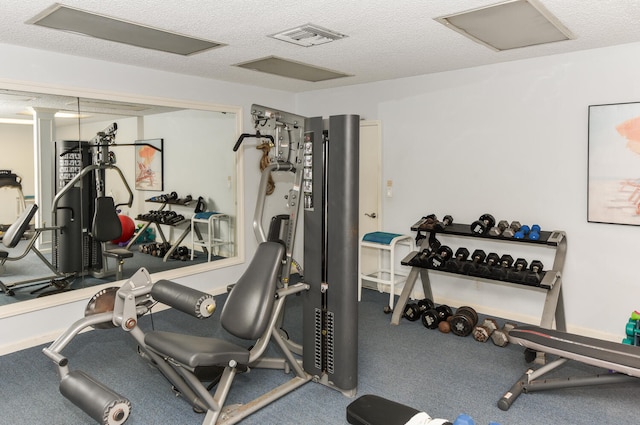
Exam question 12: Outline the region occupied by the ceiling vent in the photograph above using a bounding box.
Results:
[435,0,574,51]
[27,3,225,56]
[235,56,351,82]
[270,24,347,47]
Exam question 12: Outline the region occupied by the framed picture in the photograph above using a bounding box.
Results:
[588,102,640,225]
[134,138,163,191]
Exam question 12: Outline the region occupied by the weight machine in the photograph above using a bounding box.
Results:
[44,106,360,424]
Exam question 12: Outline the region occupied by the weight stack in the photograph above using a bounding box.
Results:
[302,114,359,395]
[54,140,100,273]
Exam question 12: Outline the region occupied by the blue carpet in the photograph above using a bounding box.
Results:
[0,288,637,424]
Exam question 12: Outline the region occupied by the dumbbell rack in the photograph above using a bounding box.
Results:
[126,196,207,262]
[390,222,567,335]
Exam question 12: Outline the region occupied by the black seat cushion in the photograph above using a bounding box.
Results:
[2,204,38,249]
[144,331,250,368]
[347,395,420,425]
[103,247,134,259]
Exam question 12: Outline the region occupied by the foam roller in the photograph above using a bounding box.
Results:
[60,370,131,425]
[150,279,216,319]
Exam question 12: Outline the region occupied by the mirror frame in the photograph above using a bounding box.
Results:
[0,78,245,319]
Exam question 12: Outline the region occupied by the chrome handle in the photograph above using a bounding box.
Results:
[365,212,377,218]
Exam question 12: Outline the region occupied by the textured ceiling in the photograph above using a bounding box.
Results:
[1,1,640,93]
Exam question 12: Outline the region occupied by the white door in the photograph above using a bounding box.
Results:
[359,121,382,287]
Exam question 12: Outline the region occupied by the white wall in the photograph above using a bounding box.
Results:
[0,43,294,353]
[0,124,34,224]
[296,42,640,340]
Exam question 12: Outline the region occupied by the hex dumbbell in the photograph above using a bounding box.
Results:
[507,258,528,282]
[491,322,517,347]
[462,249,486,275]
[409,239,442,268]
[473,318,499,342]
[488,220,508,236]
[471,252,500,278]
[491,254,514,280]
[434,214,454,231]
[524,260,545,285]
[501,221,521,238]
[427,245,453,269]
[470,213,496,235]
[445,247,470,273]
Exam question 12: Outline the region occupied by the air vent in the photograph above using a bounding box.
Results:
[235,56,351,82]
[270,24,347,47]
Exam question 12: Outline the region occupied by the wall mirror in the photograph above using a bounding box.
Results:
[0,85,243,314]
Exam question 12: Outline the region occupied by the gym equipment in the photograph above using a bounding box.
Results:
[501,221,521,238]
[445,247,469,273]
[461,249,486,274]
[623,311,640,345]
[528,224,541,240]
[427,245,453,269]
[0,170,27,230]
[487,220,508,237]
[421,304,453,329]
[470,252,500,278]
[470,214,495,235]
[347,394,452,425]
[434,214,454,231]
[0,204,72,295]
[473,318,498,342]
[498,325,640,411]
[513,225,530,239]
[491,322,516,347]
[403,298,434,321]
[449,306,478,337]
[52,125,134,282]
[490,254,514,280]
[45,241,312,425]
[111,215,136,245]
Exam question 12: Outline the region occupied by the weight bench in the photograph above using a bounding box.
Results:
[498,325,640,410]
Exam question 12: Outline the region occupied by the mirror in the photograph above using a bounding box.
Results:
[0,86,242,310]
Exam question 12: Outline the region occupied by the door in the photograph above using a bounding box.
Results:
[359,121,382,285]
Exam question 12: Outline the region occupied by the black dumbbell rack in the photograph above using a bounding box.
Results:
[125,195,208,262]
[391,220,567,337]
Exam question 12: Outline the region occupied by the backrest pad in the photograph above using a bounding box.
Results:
[92,197,122,242]
[3,204,38,248]
[220,241,284,340]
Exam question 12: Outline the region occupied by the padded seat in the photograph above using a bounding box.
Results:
[347,394,420,425]
[0,251,8,259]
[145,331,249,368]
[102,247,134,280]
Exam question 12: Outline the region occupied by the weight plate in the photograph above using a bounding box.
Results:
[85,287,119,329]
[450,314,474,337]
[421,310,440,329]
[403,303,420,321]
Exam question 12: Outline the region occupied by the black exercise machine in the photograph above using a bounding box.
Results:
[0,204,72,295]
[498,325,640,410]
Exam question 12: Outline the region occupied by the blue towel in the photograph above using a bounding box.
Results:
[362,231,403,245]
[194,211,219,219]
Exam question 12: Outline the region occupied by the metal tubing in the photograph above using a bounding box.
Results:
[253,162,295,243]
[524,373,638,393]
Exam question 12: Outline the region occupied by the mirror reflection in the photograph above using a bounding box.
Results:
[0,89,238,306]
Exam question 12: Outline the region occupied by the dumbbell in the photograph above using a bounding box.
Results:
[514,225,530,239]
[434,215,454,231]
[167,214,185,225]
[524,260,545,285]
[507,258,528,282]
[470,214,495,235]
[529,224,541,240]
[473,318,498,342]
[501,221,521,238]
[488,220,508,236]
[403,298,432,321]
[409,239,441,268]
[491,323,517,347]
[445,247,470,273]
[450,306,479,337]
[471,252,500,278]
[421,304,453,329]
[491,254,514,280]
[461,249,486,275]
[427,245,453,269]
